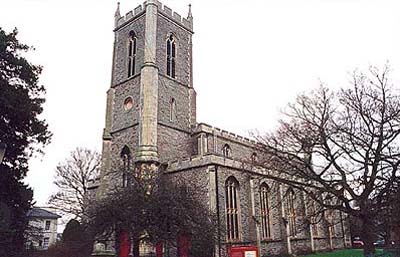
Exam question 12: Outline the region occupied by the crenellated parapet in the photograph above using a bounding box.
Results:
[156,1,193,30]
[115,1,193,31]
[114,3,145,29]
[193,122,257,147]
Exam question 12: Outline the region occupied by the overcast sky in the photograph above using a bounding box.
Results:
[2,0,400,208]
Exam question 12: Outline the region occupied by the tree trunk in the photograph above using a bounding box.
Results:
[133,236,140,257]
[385,217,391,248]
[360,215,376,256]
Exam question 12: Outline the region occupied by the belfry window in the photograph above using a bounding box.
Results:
[121,146,131,187]
[166,34,176,78]
[286,189,296,237]
[260,183,271,239]
[222,144,231,158]
[128,31,137,77]
[225,176,240,241]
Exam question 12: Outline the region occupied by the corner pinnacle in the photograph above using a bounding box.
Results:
[115,2,121,18]
[187,4,193,20]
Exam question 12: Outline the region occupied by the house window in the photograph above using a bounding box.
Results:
[128,31,137,77]
[260,183,271,239]
[121,146,131,187]
[170,98,176,122]
[45,220,51,231]
[222,144,231,158]
[166,34,176,78]
[43,237,49,249]
[225,176,240,241]
[286,189,296,237]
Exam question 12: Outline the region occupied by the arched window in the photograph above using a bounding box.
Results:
[309,201,320,237]
[128,31,137,77]
[260,183,271,239]
[170,98,176,122]
[286,189,296,237]
[225,176,240,241]
[166,34,176,78]
[121,146,131,187]
[222,144,231,158]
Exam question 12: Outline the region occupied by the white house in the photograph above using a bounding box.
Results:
[26,207,61,250]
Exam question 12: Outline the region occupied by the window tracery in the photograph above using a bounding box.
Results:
[128,31,137,77]
[260,183,271,239]
[166,34,176,78]
[225,176,240,241]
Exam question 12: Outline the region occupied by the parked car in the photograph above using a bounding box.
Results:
[353,237,364,248]
[374,239,385,247]
[374,239,395,248]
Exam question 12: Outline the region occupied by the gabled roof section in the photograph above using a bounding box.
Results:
[27,207,61,219]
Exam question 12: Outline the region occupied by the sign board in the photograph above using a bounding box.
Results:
[245,250,257,257]
[229,246,258,257]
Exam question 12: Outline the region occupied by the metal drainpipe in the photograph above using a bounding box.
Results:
[215,165,222,257]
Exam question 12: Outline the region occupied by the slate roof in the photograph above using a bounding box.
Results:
[27,207,61,219]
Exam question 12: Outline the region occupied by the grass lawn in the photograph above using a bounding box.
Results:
[299,248,384,257]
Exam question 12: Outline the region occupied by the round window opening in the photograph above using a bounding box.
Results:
[124,97,134,111]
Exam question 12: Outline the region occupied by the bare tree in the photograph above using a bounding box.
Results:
[85,170,218,257]
[255,66,400,256]
[49,148,101,220]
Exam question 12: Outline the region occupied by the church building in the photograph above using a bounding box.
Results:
[94,1,351,256]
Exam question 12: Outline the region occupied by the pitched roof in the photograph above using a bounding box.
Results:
[27,207,61,219]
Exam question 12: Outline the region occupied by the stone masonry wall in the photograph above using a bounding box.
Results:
[255,180,286,256]
[106,126,139,190]
[113,14,146,86]
[193,130,257,163]
[192,124,258,163]
[153,7,194,163]
[156,14,191,87]
[213,136,256,162]
[165,155,349,256]
[158,76,192,131]
[165,166,210,205]
[111,76,141,133]
[215,168,294,256]
[157,125,192,163]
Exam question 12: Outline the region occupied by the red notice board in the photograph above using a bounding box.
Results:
[228,246,258,257]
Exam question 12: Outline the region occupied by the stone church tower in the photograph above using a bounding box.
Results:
[100,0,195,193]
[95,1,351,256]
